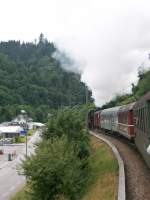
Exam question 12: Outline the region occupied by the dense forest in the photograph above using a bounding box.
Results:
[101,66,150,109]
[0,34,93,122]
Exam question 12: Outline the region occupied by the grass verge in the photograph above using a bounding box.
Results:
[28,129,36,136]
[81,135,118,200]
[11,186,31,200]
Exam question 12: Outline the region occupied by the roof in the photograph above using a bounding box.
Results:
[101,106,121,115]
[33,122,45,127]
[0,122,11,127]
[0,126,23,134]
[118,102,135,113]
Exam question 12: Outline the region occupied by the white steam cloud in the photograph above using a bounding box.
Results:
[52,49,82,74]
[53,0,150,105]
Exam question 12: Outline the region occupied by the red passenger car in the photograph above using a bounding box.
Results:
[118,102,135,139]
[94,111,101,129]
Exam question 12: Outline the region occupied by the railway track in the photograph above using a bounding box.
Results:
[93,130,150,200]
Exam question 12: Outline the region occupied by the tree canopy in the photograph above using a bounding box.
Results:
[0,34,93,122]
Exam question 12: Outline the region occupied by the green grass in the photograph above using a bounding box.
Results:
[28,129,36,136]
[81,136,118,200]
[12,136,26,143]
[11,186,32,200]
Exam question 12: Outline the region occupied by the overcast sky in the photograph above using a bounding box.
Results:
[1,0,150,105]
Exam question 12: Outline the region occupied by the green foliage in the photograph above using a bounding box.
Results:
[21,108,92,200]
[0,35,93,122]
[28,129,36,136]
[44,106,94,159]
[11,186,32,200]
[22,136,91,200]
[101,94,133,109]
[13,136,26,143]
[134,70,150,98]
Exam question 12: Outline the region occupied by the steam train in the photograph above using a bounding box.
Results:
[88,91,150,168]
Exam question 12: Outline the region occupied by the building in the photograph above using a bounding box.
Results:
[0,126,24,138]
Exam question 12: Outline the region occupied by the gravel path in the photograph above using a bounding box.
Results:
[93,131,150,200]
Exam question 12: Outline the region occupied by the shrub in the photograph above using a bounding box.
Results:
[22,135,91,200]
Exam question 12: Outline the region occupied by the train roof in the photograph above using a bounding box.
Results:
[101,106,121,115]
[88,107,100,115]
[95,110,101,114]
[118,102,135,113]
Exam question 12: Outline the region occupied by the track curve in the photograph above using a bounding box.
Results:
[93,130,150,200]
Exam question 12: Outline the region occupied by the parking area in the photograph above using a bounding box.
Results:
[0,138,13,145]
[0,144,24,162]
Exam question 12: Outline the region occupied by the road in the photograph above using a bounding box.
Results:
[0,129,41,200]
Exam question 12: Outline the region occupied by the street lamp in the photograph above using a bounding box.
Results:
[20,110,28,158]
[22,122,28,158]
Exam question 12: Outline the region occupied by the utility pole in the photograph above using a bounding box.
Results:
[85,85,89,130]
[21,110,28,158]
[25,128,28,158]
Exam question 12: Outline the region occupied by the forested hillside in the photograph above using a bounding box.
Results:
[101,67,150,109]
[0,34,93,122]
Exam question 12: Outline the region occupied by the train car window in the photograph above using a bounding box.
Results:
[145,107,147,133]
[143,107,146,133]
[138,109,140,129]
[145,106,148,133]
[146,106,148,134]
[126,111,129,124]
[144,107,146,132]
[137,109,139,127]
[147,101,150,137]
[140,109,142,132]
[144,106,147,134]
[139,109,142,132]
[141,109,143,133]
[141,108,144,131]
[121,113,124,123]
[135,109,137,127]
[120,112,122,123]
[124,112,126,124]
[143,107,145,133]
[141,107,145,134]
[139,109,141,125]
[137,109,140,128]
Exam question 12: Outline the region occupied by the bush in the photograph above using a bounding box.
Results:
[22,135,91,200]
[44,108,91,159]
[21,108,92,200]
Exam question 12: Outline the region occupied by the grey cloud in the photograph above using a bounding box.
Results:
[55,0,150,106]
[1,0,150,106]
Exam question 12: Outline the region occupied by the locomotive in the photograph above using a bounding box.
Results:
[88,91,150,168]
